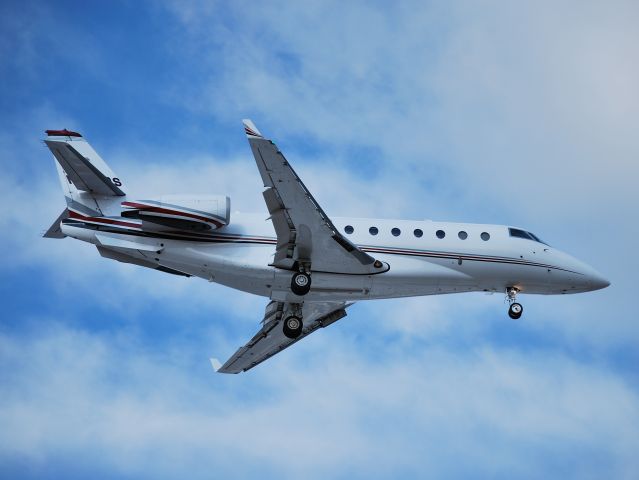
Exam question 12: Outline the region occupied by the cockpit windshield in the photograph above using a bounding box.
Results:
[509,228,549,245]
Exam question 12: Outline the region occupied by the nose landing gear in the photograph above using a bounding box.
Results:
[508,302,523,319]
[506,287,523,319]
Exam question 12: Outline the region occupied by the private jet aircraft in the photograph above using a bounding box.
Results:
[43,120,610,373]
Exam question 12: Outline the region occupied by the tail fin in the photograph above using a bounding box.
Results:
[44,129,125,216]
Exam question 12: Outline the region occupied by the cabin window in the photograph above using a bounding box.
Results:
[413,228,423,238]
[344,225,354,234]
[369,226,379,236]
[481,232,490,241]
[436,230,445,239]
[391,227,401,237]
[458,231,468,240]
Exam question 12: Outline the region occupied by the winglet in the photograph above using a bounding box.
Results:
[242,119,263,138]
[210,358,222,372]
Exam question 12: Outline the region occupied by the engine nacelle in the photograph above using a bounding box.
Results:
[121,194,230,232]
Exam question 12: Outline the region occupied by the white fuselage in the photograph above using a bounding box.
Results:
[62,212,609,302]
[44,125,611,372]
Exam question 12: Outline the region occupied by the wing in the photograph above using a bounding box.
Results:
[243,119,385,275]
[216,300,351,374]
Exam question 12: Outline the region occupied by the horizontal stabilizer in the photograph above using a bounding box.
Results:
[43,208,69,239]
[45,129,82,138]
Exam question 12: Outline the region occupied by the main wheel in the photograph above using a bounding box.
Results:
[291,272,312,296]
[508,302,523,320]
[283,315,303,339]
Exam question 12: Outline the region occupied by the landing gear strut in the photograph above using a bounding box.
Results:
[291,271,311,296]
[506,287,523,320]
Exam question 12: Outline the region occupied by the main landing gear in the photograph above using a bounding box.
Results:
[284,268,310,339]
[506,287,523,320]
[291,271,311,296]
[283,315,303,339]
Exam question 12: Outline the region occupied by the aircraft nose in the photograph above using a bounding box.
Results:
[580,264,611,291]
[588,272,611,291]
[551,249,610,293]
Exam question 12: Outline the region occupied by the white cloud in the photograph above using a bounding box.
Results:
[1,324,637,478]
[160,0,638,228]
[152,0,639,344]
[2,3,639,477]
[0,98,632,350]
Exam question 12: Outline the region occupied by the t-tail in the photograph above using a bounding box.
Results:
[43,129,127,238]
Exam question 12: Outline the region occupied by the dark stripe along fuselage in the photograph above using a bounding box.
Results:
[62,220,579,275]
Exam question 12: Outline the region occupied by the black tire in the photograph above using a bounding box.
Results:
[508,302,523,320]
[291,272,311,296]
[283,315,303,339]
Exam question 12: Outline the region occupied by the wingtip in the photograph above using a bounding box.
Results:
[210,358,222,372]
[242,119,263,138]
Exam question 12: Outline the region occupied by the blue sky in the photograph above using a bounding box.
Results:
[1,1,638,478]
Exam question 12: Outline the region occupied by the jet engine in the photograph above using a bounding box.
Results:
[121,194,230,232]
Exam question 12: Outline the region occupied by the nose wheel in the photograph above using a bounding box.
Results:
[508,302,523,319]
[506,287,523,319]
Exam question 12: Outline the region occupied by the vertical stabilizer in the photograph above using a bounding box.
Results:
[44,130,125,216]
